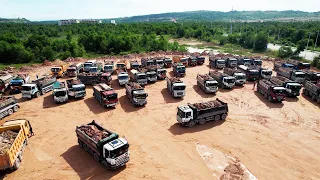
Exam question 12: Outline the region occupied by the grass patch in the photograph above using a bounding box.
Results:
[83,52,107,59]
[0,62,41,70]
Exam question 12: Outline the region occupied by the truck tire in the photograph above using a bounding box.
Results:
[8,109,14,115]
[264,93,268,99]
[78,139,83,148]
[102,160,110,169]
[187,120,196,128]
[83,144,89,152]
[302,89,306,95]
[312,95,316,101]
[36,92,40,98]
[12,159,21,170]
[198,118,206,125]
[93,153,100,162]
[41,90,45,95]
[268,96,272,102]
[13,105,19,112]
[221,114,227,120]
[18,151,23,161]
[214,115,220,121]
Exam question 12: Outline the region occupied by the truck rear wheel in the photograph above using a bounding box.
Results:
[187,120,196,127]
[214,115,220,121]
[13,106,19,112]
[198,118,206,125]
[12,159,21,170]
[93,153,100,162]
[221,114,227,120]
[8,109,14,115]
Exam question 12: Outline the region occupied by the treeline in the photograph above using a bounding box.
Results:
[0,21,319,64]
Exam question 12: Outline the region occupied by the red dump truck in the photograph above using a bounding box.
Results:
[76,120,130,169]
[177,98,229,127]
[257,79,286,102]
[93,83,118,108]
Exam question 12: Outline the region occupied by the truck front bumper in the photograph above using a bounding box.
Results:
[22,94,32,98]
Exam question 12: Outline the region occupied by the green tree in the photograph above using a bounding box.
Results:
[41,46,55,60]
[254,33,268,50]
[278,46,293,58]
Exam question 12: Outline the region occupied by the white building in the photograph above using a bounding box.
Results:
[58,19,102,26]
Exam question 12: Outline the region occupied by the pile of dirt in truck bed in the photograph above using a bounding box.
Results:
[79,125,110,142]
[193,100,222,109]
[0,130,18,155]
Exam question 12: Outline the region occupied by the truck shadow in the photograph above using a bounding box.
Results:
[160,88,183,103]
[253,91,284,108]
[110,79,122,90]
[301,94,320,107]
[42,94,62,109]
[61,145,124,180]
[17,97,30,103]
[217,87,233,93]
[0,169,15,178]
[285,96,299,102]
[118,95,144,112]
[84,97,114,114]
[168,120,225,135]
[192,85,216,98]
[168,71,175,78]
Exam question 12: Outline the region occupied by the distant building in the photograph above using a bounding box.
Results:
[111,20,117,25]
[58,19,102,26]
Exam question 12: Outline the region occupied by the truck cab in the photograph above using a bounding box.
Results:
[164,58,173,68]
[188,57,197,67]
[136,73,147,86]
[21,84,40,99]
[132,89,148,105]
[177,105,193,124]
[260,69,272,79]
[222,76,236,88]
[233,72,247,85]
[253,59,262,66]
[243,58,252,66]
[146,71,157,83]
[51,65,68,78]
[204,80,218,93]
[116,62,126,70]
[102,138,130,168]
[291,71,305,83]
[196,56,205,65]
[84,60,97,72]
[270,87,286,101]
[284,82,302,96]
[104,64,114,74]
[118,72,129,86]
[9,79,25,94]
[226,58,238,68]
[93,84,118,108]
[172,83,186,98]
[210,59,226,69]
[67,82,86,98]
[173,64,186,77]
[130,62,140,70]
[155,59,164,68]
[156,69,167,80]
[53,82,68,103]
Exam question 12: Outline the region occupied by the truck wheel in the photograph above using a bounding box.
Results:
[83,144,89,152]
[36,92,40,98]
[214,115,220,121]
[41,90,45,95]
[198,118,206,125]
[187,120,196,128]
[268,96,272,102]
[302,89,306,95]
[13,106,19,112]
[264,93,268,99]
[312,95,316,101]
[18,151,23,161]
[221,114,227,120]
[102,160,110,169]
[93,153,100,162]
[8,109,14,115]
[78,139,83,148]
[12,159,21,170]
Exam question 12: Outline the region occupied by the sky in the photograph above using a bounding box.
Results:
[0,0,319,21]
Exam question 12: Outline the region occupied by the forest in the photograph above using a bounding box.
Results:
[0,21,320,68]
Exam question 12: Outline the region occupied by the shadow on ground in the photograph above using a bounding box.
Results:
[160,88,183,103]
[192,85,216,98]
[168,120,225,135]
[118,95,144,113]
[84,97,114,114]
[253,91,284,108]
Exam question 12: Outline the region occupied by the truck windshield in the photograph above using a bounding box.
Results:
[230,60,237,63]
[165,59,172,63]
[236,75,246,80]
[104,66,113,70]
[55,91,66,97]
[118,75,128,80]
[68,69,76,72]
[250,70,259,75]
[158,70,166,74]
[109,144,129,158]
[206,82,218,87]
[131,64,139,68]
[288,85,301,91]
[137,75,146,79]
[84,63,92,68]
[262,71,272,75]
[51,68,60,72]
[106,93,118,100]
[217,60,225,64]
[173,85,186,90]
[274,89,285,94]
[197,57,205,61]
[135,93,147,99]
[244,60,251,64]
[10,81,23,86]
[177,108,185,118]
[226,78,235,83]
[117,64,125,68]
[177,67,185,72]
[89,68,98,73]
[73,86,85,91]
[180,58,187,62]
[146,61,153,66]
[295,73,305,78]
[254,61,262,65]
[22,86,32,91]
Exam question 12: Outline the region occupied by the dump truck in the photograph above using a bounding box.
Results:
[77,72,111,85]
[238,65,260,81]
[0,75,15,93]
[128,69,147,86]
[67,63,83,77]
[9,74,30,94]
[223,68,247,86]
[252,59,263,66]
[116,60,127,70]
[196,56,205,65]
[176,98,229,127]
[0,96,19,120]
[226,57,238,68]
[141,58,155,67]
[117,69,129,86]
[156,68,167,80]
[172,63,186,77]
[164,58,173,68]
[154,58,165,68]
[303,70,320,82]
[188,57,197,67]
[259,67,273,79]
[242,58,253,66]
[21,76,57,99]
[173,56,188,67]
[196,74,218,93]
[209,71,235,89]
[83,60,97,72]
[51,64,69,78]
[88,62,103,74]
[125,82,148,106]
[166,77,186,98]
[93,83,118,108]
[103,60,114,74]
[287,59,311,70]
[129,60,140,70]
[140,66,157,83]
[273,61,284,71]
[257,79,286,102]
[76,120,130,169]
[209,57,226,69]
[0,119,33,170]
[270,76,302,97]
[66,79,86,98]
[53,82,68,103]
[303,81,320,103]
[276,67,305,83]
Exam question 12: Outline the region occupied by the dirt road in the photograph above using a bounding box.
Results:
[1,59,319,180]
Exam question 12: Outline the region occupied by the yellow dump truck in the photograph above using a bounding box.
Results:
[51,64,69,78]
[173,56,188,67]
[0,119,33,170]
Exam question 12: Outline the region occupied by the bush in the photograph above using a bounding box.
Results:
[278,46,293,58]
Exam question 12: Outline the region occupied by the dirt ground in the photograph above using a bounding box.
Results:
[1,58,319,180]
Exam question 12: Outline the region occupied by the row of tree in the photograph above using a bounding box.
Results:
[0,21,319,64]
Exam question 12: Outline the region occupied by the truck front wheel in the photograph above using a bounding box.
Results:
[102,160,110,169]
[221,114,227,120]
[12,159,21,170]
[13,106,19,112]
[93,153,100,162]
[187,120,196,128]
[214,115,220,121]
[198,118,206,125]
[8,109,14,115]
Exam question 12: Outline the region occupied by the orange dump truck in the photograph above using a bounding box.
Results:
[173,56,188,67]
[0,119,33,171]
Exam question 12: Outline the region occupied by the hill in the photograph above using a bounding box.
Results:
[0,18,30,23]
[103,10,320,23]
